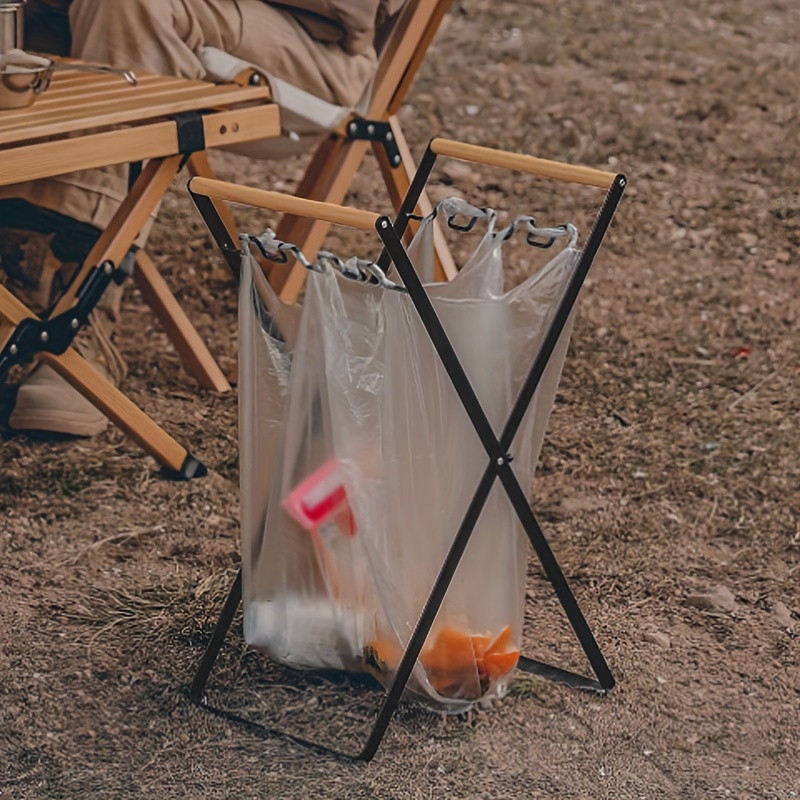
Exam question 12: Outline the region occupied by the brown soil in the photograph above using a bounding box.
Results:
[2,1,799,797]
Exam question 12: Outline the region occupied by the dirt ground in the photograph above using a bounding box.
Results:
[2,0,799,797]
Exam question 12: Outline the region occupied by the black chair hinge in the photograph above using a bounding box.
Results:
[345,118,401,168]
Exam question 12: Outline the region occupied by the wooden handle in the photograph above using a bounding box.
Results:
[430,138,617,189]
[188,177,380,231]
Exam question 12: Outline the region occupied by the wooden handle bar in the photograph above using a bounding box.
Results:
[430,139,617,189]
[188,177,380,231]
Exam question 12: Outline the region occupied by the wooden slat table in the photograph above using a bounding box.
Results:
[0,70,278,184]
[0,66,280,478]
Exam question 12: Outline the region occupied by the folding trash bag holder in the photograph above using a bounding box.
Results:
[186,138,626,762]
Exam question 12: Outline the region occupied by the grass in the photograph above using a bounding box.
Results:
[507,676,549,701]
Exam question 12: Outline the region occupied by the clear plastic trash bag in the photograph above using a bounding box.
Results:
[239,200,581,711]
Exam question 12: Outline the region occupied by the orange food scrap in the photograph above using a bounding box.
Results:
[421,626,475,673]
[420,626,481,697]
[483,649,520,680]
[470,634,491,658]
[367,625,521,700]
[486,625,512,655]
[481,625,519,681]
[415,625,521,698]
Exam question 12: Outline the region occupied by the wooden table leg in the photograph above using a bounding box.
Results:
[39,347,204,478]
[133,250,231,393]
[1,286,205,479]
[52,155,183,315]
[46,153,228,391]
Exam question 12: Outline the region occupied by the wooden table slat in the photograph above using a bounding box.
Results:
[43,74,210,95]
[30,74,190,102]
[6,72,191,100]
[0,82,255,132]
[37,70,206,90]
[0,81,272,146]
[0,78,212,124]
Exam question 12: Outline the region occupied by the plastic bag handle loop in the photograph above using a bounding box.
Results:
[317,250,368,282]
[243,233,407,292]
[527,220,579,249]
[435,197,496,235]
[245,233,289,264]
[409,208,489,234]
[526,231,557,249]
[361,259,407,292]
[244,231,326,273]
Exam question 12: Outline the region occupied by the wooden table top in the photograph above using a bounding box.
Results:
[0,68,274,147]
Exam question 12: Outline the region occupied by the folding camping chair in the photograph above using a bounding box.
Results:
[187,0,456,303]
[185,137,626,761]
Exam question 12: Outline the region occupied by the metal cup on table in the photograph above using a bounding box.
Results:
[0,49,137,111]
[0,1,26,55]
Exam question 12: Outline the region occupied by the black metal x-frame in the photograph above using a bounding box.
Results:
[188,140,626,762]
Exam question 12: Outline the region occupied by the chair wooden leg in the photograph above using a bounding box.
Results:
[375,116,457,282]
[272,119,457,299]
[132,251,231,393]
[384,0,454,119]
[272,138,372,303]
[272,136,345,280]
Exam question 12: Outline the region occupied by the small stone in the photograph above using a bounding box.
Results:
[426,184,464,205]
[441,161,480,184]
[737,232,758,248]
[772,602,793,628]
[686,585,737,614]
[558,496,607,516]
[643,631,671,649]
